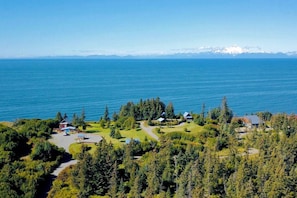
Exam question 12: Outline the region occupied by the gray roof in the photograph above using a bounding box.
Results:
[245,115,260,125]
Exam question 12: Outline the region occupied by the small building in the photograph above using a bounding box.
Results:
[77,133,85,141]
[183,112,193,120]
[125,138,140,144]
[243,115,261,128]
[59,119,71,129]
[157,117,165,122]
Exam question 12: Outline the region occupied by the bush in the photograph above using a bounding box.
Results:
[30,140,65,162]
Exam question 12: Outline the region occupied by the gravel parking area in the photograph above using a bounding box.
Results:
[48,132,102,177]
[49,132,102,152]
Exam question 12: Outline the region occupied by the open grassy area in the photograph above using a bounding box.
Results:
[161,122,203,133]
[0,121,13,127]
[85,122,153,148]
[69,142,98,157]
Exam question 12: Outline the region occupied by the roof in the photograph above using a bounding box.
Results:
[183,112,193,119]
[61,126,76,130]
[125,138,140,144]
[244,115,260,125]
[183,112,190,117]
[77,133,85,138]
[157,117,165,122]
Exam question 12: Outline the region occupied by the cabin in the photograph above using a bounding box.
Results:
[183,112,193,120]
[243,115,261,128]
[59,119,71,129]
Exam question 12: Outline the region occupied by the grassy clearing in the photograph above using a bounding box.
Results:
[69,143,97,157]
[85,122,153,148]
[159,122,204,135]
[217,147,245,158]
[0,121,13,127]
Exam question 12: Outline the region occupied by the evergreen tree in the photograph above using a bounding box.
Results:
[219,96,233,124]
[55,112,63,122]
[108,162,118,198]
[104,105,110,121]
[165,102,175,119]
[80,108,86,129]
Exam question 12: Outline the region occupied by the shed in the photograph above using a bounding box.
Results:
[77,133,85,140]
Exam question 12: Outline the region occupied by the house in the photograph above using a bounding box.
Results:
[59,119,70,129]
[183,112,193,120]
[243,115,261,128]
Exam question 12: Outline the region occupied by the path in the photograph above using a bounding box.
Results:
[140,121,159,141]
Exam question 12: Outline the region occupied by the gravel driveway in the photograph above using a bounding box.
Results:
[48,132,102,176]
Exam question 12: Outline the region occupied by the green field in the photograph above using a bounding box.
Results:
[159,121,204,134]
[85,122,154,147]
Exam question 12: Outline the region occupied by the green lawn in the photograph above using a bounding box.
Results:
[158,121,204,134]
[85,122,153,148]
[69,143,97,158]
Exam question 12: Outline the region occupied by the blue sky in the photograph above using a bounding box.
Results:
[0,0,296,58]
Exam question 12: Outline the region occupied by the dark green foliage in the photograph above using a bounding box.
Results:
[0,120,64,197]
[165,102,175,119]
[219,96,233,124]
[72,139,118,196]
[0,124,29,166]
[112,112,119,121]
[208,107,221,121]
[194,114,205,126]
[30,140,64,162]
[110,127,122,139]
[15,118,58,139]
[115,116,136,130]
[72,109,87,129]
[119,97,166,121]
[55,111,63,122]
[104,105,110,121]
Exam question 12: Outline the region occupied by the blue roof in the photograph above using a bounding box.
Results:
[78,133,85,138]
[125,138,140,144]
[245,115,260,125]
[61,126,76,130]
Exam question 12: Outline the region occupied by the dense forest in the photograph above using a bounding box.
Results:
[0,119,65,197]
[2,97,297,197]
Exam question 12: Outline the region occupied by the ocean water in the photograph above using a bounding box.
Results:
[0,59,297,121]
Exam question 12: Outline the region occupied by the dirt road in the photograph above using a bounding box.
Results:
[140,122,159,141]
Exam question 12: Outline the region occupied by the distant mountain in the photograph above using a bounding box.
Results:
[78,51,297,59]
[13,51,297,59]
[154,52,297,59]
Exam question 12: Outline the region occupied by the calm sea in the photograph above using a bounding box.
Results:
[0,59,296,121]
